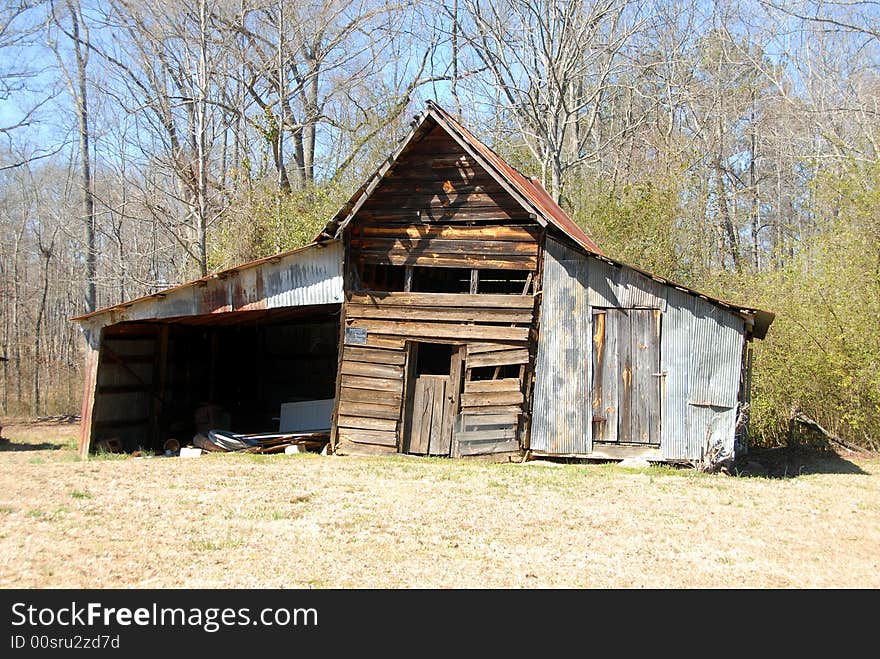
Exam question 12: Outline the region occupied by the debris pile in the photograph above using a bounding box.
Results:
[173,429,330,457]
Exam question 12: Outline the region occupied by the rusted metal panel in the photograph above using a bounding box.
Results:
[660,287,693,461]
[591,310,618,442]
[75,242,343,330]
[265,241,344,308]
[531,238,592,454]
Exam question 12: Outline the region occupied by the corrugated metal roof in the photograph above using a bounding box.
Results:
[72,241,343,324]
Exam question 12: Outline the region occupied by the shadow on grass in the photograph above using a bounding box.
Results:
[732,446,869,479]
[0,439,66,452]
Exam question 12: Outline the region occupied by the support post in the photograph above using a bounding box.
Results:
[77,323,103,460]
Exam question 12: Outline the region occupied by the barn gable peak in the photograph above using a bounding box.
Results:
[316,101,601,255]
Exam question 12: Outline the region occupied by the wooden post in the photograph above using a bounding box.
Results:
[77,323,103,460]
[151,324,169,449]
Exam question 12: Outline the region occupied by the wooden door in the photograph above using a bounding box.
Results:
[592,309,661,445]
[403,343,463,456]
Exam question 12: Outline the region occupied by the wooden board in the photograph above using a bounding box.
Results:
[337,400,401,420]
[336,427,398,447]
[466,342,528,354]
[466,349,530,368]
[347,319,529,342]
[339,374,404,394]
[343,334,407,350]
[457,404,522,415]
[348,292,534,310]
[346,304,532,325]
[339,386,402,407]
[352,238,538,256]
[342,345,406,365]
[339,361,404,379]
[335,439,398,456]
[463,378,522,393]
[460,390,523,407]
[359,251,537,270]
[359,225,540,242]
[337,415,398,432]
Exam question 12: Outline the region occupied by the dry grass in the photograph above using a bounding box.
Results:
[1,419,878,588]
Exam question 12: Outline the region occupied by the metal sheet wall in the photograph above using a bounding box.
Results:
[533,239,748,462]
[660,288,694,460]
[531,238,592,454]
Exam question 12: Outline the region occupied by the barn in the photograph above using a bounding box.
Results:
[73,101,773,466]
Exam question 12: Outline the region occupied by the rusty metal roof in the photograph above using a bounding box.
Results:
[71,241,343,323]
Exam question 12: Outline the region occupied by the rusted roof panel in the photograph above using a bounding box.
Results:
[72,241,343,325]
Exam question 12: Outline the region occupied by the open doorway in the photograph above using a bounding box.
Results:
[401,342,464,456]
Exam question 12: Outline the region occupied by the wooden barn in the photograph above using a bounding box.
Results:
[73,101,773,466]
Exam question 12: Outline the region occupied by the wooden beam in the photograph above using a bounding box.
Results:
[348,292,534,309]
[77,326,102,460]
[347,319,529,342]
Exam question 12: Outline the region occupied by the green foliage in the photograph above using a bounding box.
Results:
[208,181,346,270]
[746,162,880,449]
[569,176,700,283]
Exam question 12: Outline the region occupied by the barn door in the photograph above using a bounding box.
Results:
[403,343,463,456]
[592,309,661,445]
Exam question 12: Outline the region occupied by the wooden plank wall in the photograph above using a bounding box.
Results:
[335,121,542,457]
[349,124,540,271]
[335,292,535,456]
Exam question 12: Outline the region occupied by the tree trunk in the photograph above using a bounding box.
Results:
[67,1,97,312]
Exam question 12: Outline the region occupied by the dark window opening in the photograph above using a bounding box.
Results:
[469,364,521,381]
[411,267,471,293]
[415,343,453,375]
[476,270,532,294]
[358,263,405,291]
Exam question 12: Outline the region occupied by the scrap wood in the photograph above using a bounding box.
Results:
[790,408,865,453]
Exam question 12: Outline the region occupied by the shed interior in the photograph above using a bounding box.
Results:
[91,303,340,453]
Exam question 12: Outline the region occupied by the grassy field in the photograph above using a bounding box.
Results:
[1,419,878,588]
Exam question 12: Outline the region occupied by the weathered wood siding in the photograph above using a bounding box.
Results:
[348,124,540,272]
[335,292,535,457]
[334,123,541,457]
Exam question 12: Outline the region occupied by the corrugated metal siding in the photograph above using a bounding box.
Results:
[531,238,592,454]
[84,242,343,329]
[686,404,737,462]
[688,297,745,408]
[265,241,344,308]
[547,248,668,310]
[683,298,745,460]
[660,288,694,460]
